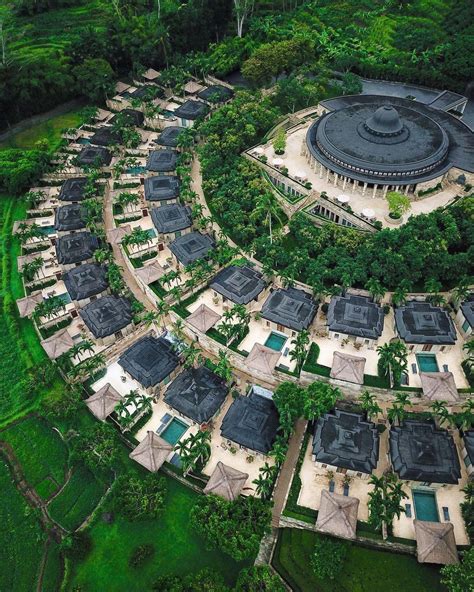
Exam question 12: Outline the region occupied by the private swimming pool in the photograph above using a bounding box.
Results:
[159,418,188,446]
[40,225,56,235]
[127,166,147,175]
[413,490,439,522]
[416,354,439,373]
[264,332,287,352]
[77,138,91,145]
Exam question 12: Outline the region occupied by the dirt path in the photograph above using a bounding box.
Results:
[271,418,307,528]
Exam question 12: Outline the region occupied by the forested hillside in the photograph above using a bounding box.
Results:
[0,0,473,130]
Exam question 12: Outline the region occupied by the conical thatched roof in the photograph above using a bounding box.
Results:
[107,225,131,245]
[316,490,359,539]
[85,383,122,420]
[203,461,248,501]
[135,260,164,285]
[330,351,366,384]
[420,372,459,402]
[129,431,173,472]
[245,344,280,375]
[16,293,43,318]
[41,329,74,359]
[414,520,458,565]
[187,304,221,333]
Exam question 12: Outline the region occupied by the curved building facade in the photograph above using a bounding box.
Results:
[304,94,474,197]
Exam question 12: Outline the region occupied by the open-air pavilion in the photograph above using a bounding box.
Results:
[40,328,74,360]
[203,461,248,501]
[186,303,221,333]
[414,521,459,565]
[420,372,459,402]
[135,260,165,285]
[245,343,281,376]
[315,490,359,539]
[330,351,366,385]
[129,431,173,472]
[85,383,122,420]
[107,224,132,246]
[16,293,43,318]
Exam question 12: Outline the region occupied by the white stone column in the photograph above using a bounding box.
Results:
[362,182,368,196]
[372,184,378,198]
[326,168,330,182]
[334,173,338,187]
[342,177,347,190]
[403,184,409,195]
[383,185,388,197]
[319,165,324,179]
[352,178,356,193]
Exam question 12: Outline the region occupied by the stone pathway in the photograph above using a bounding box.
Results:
[271,418,308,528]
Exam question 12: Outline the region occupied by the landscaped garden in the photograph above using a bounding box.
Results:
[272,528,446,592]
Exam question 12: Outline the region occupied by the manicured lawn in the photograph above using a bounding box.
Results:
[48,464,110,531]
[0,415,69,497]
[272,528,446,592]
[0,110,84,150]
[0,458,44,592]
[70,474,252,591]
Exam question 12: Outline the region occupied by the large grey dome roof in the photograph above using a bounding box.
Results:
[306,94,474,186]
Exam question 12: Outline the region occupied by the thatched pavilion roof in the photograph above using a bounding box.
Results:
[203,461,248,501]
[129,431,173,472]
[41,329,74,360]
[187,304,221,334]
[414,520,459,565]
[316,490,359,539]
[245,344,280,375]
[420,372,458,402]
[330,351,366,384]
[85,383,122,420]
[17,293,43,318]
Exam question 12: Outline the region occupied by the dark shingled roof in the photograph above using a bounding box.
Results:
[311,95,474,185]
[210,266,266,305]
[54,204,87,231]
[164,366,228,423]
[58,177,88,202]
[80,295,133,338]
[118,335,179,388]
[389,420,461,484]
[395,301,457,345]
[463,430,474,467]
[151,204,192,234]
[146,150,177,173]
[198,85,234,103]
[56,232,99,265]
[221,391,279,454]
[109,109,145,127]
[144,175,180,201]
[261,287,318,331]
[327,294,384,339]
[155,126,183,147]
[169,232,214,266]
[174,100,209,121]
[77,146,112,166]
[460,295,474,329]
[89,127,121,147]
[63,263,108,301]
[312,410,379,474]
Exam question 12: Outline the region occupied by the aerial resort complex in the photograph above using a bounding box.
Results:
[0,1,473,591]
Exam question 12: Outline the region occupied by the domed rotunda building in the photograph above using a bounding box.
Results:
[304,94,474,198]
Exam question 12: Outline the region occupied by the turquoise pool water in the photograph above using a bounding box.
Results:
[127,166,146,175]
[413,490,439,522]
[56,292,72,305]
[40,226,56,235]
[264,332,287,352]
[146,228,157,238]
[160,418,188,446]
[416,354,439,373]
[78,138,91,145]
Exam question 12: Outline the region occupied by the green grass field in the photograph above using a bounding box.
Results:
[48,464,109,531]
[273,528,446,592]
[0,458,44,592]
[70,473,251,591]
[0,415,69,497]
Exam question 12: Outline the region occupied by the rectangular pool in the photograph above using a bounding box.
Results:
[416,354,439,373]
[413,490,439,522]
[264,332,287,352]
[127,166,147,175]
[159,418,188,446]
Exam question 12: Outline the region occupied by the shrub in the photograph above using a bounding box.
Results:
[113,474,167,521]
[60,532,92,561]
[311,535,348,580]
[129,544,155,568]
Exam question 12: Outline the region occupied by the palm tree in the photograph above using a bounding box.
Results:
[289,330,310,373]
[94,248,111,265]
[392,281,411,307]
[268,438,288,466]
[33,296,66,322]
[368,472,407,540]
[430,401,452,427]
[141,310,160,328]
[189,430,211,467]
[451,280,470,307]
[21,257,44,283]
[172,319,186,341]
[387,403,406,426]
[69,339,94,362]
[252,474,273,500]
[155,300,170,330]
[23,190,46,210]
[123,227,152,253]
[365,278,386,303]
[463,340,474,367]
[394,392,412,408]
[377,341,408,386]
[359,389,382,420]
[250,192,283,244]
[182,341,203,369]
[214,350,233,385]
